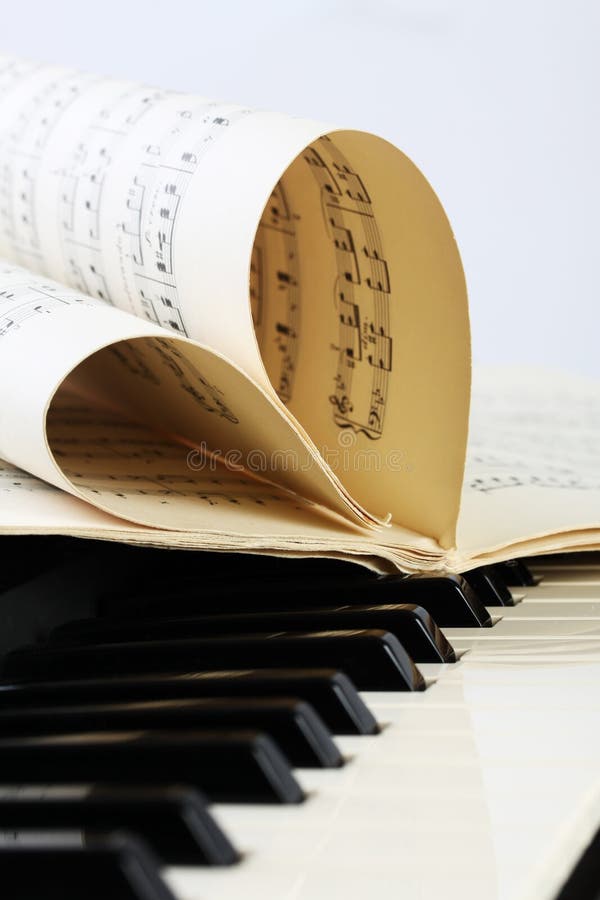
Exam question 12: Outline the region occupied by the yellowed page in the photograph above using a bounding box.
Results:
[452,366,600,568]
[0,263,383,529]
[0,55,470,546]
[260,132,470,545]
[0,455,444,573]
[0,457,139,536]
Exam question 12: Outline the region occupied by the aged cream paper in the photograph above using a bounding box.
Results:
[0,457,445,573]
[2,51,597,574]
[0,264,381,530]
[0,55,471,547]
[453,366,600,567]
[253,130,470,546]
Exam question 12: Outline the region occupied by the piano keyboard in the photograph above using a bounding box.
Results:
[0,539,598,900]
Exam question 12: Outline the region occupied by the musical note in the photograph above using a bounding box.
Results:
[367,330,392,372]
[0,271,92,339]
[249,243,263,328]
[0,458,56,494]
[0,64,255,331]
[252,179,301,403]
[465,369,600,499]
[306,137,393,440]
[338,293,362,363]
[1,72,95,268]
[331,160,371,203]
[47,396,286,511]
[303,146,342,196]
[363,244,391,293]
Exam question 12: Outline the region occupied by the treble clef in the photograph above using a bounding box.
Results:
[329,394,353,415]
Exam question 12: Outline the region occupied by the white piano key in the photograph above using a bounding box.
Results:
[163,561,600,900]
[530,555,600,582]
[440,658,600,684]
[455,640,600,661]
[361,703,600,736]
[492,601,600,618]
[365,661,600,711]
[366,681,600,716]
[445,619,600,641]
[519,582,600,600]
[413,662,457,680]
[530,570,600,586]
[175,737,600,900]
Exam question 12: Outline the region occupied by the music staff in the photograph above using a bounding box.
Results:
[252,179,301,403]
[119,101,250,334]
[306,137,393,440]
[58,85,166,302]
[0,276,90,338]
[1,72,96,269]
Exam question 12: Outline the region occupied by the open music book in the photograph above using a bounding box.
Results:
[0,55,598,574]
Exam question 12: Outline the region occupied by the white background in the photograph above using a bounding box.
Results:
[3,0,599,375]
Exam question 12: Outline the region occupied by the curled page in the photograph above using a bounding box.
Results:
[0,55,470,546]
[0,264,381,530]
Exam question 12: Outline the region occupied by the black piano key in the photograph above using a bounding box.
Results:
[0,536,105,587]
[20,538,485,630]
[50,604,456,664]
[0,697,343,769]
[103,570,491,628]
[0,829,175,900]
[99,546,370,598]
[0,545,100,658]
[495,559,541,587]
[49,543,376,618]
[0,730,304,804]
[0,784,238,866]
[2,630,425,692]
[461,565,516,606]
[386,575,492,627]
[0,668,378,735]
[554,824,600,900]
[0,536,62,593]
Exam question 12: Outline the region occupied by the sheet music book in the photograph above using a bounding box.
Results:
[0,54,598,573]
